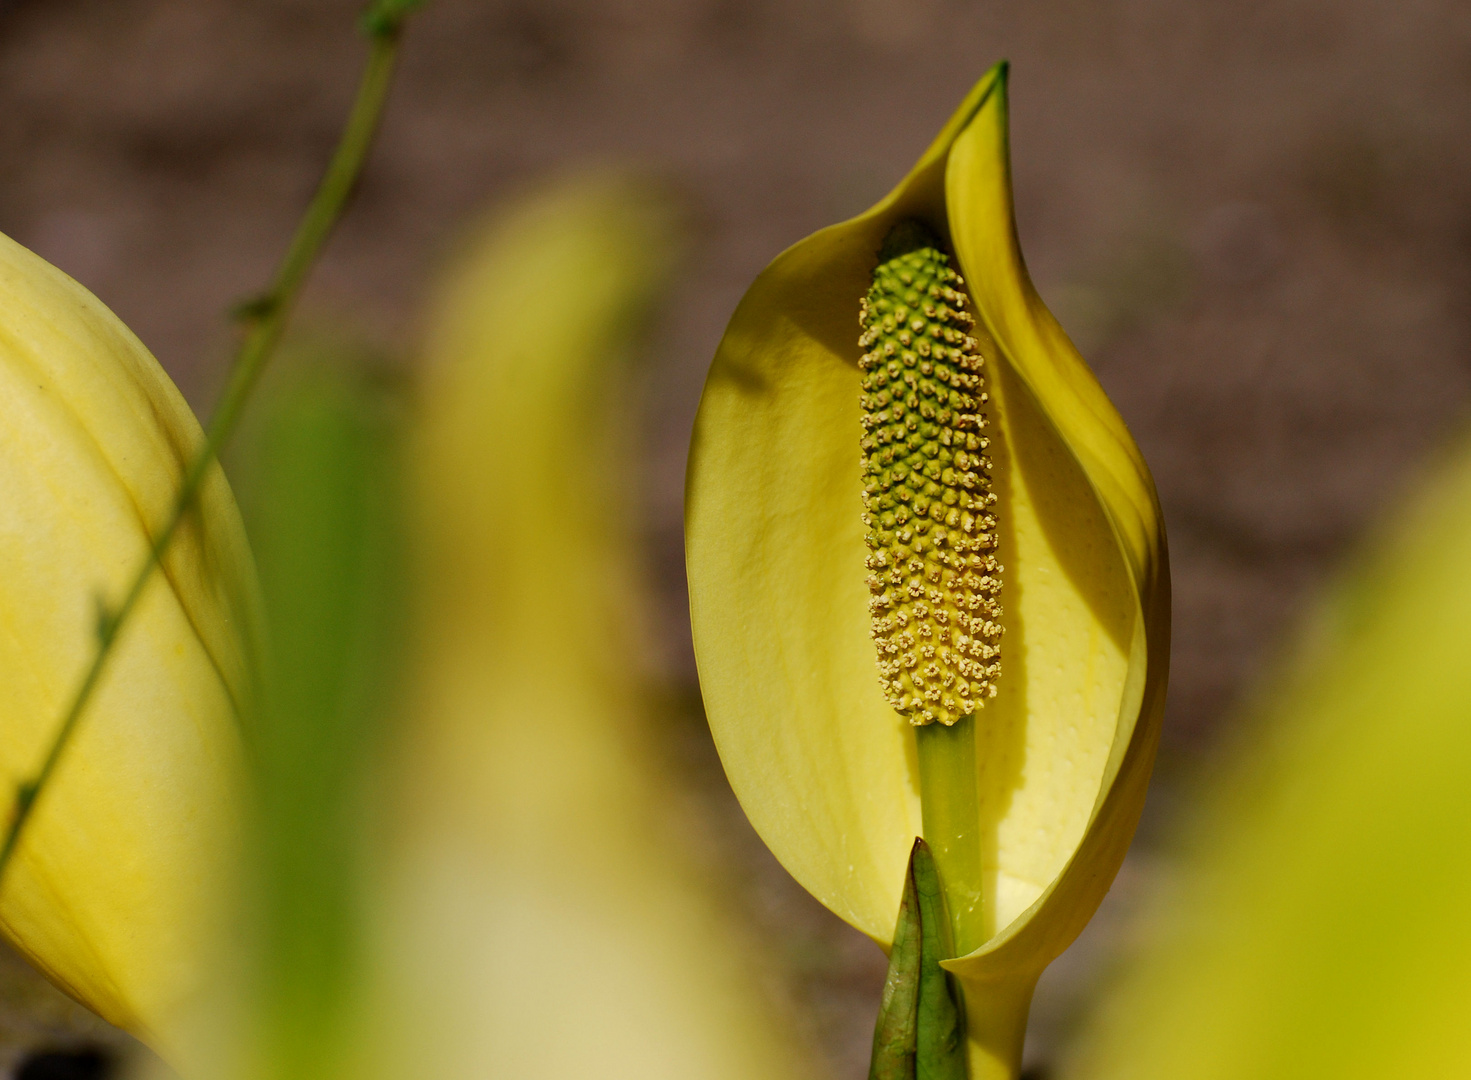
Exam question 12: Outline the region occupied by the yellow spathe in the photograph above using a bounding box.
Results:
[686,64,1168,1077]
[1066,426,1471,1080]
[0,232,255,1063]
[369,174,806,1080]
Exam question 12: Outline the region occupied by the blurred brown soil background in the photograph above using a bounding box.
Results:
[3,0,1471,1077]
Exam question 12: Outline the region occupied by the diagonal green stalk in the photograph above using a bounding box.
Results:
[0,2,420,885]
[916,717,985,957]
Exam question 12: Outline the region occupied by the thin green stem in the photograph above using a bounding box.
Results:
[0,13,414,885]
[916,717,986,957]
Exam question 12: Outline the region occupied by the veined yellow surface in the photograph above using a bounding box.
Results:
[0,231,255,1067]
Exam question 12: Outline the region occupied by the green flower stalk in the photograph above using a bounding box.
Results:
[686,64,1169,1079]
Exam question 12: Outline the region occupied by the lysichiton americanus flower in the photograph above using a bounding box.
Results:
[0,232,256,1066]
[686,64,1169,1078]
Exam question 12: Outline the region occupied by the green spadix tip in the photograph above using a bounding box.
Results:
[878,220,945,263]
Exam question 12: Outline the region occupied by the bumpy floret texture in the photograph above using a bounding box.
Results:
[859,238,1002,726]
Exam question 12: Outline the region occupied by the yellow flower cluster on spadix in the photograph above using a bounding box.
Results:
[0,233,256,1066]
[686,63,1169,1079]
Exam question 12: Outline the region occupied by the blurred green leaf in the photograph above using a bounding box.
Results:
[243,347,404,1080]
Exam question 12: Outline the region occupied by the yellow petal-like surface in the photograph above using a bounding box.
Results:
[1066,427,1471,1080]
[942,68,1168,982]
[368,174,805,1080]
[687,61,1167,1007]
[0,233,255,1060]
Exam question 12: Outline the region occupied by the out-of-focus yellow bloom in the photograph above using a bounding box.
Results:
[0,233,255,1064]
[366,174,807,1080]
[686,64,1168,1078]
[1065,428,1471,1080]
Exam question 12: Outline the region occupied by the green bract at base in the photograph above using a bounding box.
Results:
[870,839,966,1080]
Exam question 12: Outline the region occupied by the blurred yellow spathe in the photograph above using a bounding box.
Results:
[1066,425,1471,1080]
[685,64,1169,1078]
[0,232,255,1064]
[370,174,807,1080]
